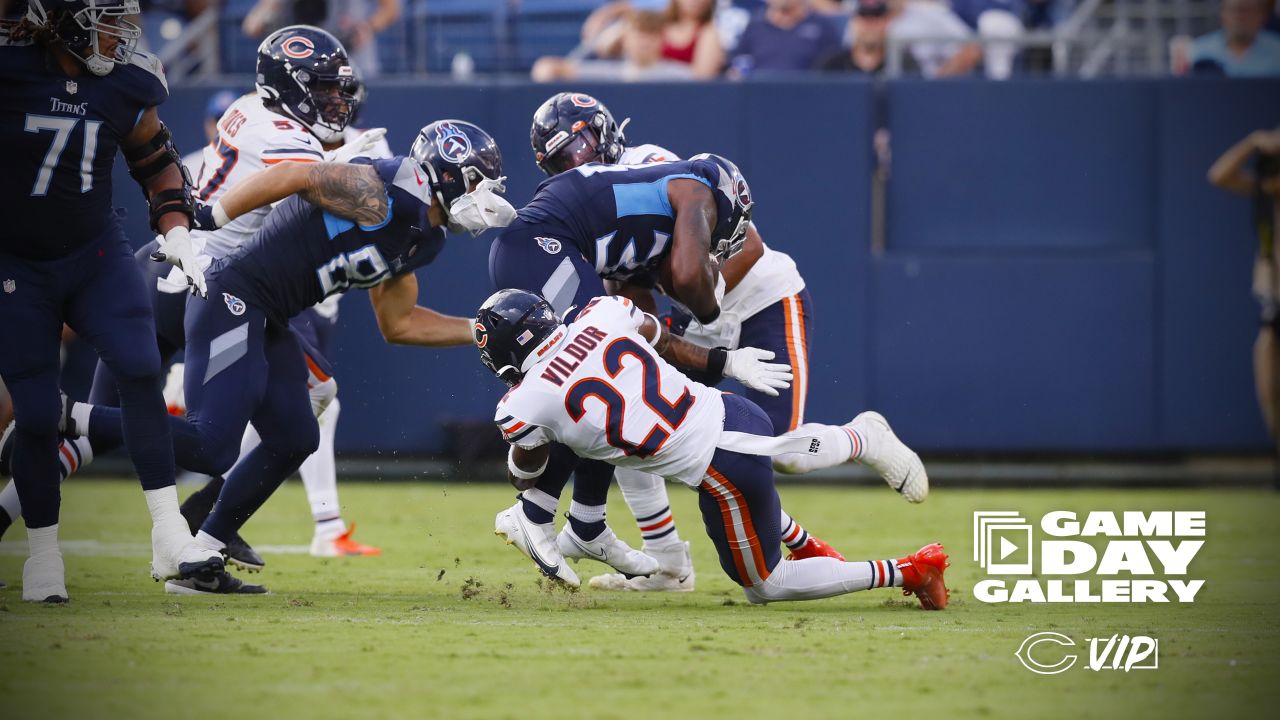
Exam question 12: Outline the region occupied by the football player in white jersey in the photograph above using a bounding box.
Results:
[528,92,915,593]
[476,289,949,609]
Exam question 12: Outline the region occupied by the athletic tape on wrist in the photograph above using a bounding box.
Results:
[508,447,547,480]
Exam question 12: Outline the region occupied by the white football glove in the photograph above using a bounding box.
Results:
[723,347,793,397]
[328,127,388,163]
[151,226,207,298]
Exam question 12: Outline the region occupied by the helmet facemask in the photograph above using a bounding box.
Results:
[286,68,358,143]
[438,165,516,237]
[29,0,142,76]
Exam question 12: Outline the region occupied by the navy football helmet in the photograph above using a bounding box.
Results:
[530,92,629,176]
[475,290,563,386]
[411,120,504,216]
[25,0,142,76]
[691,153,754,261]
[256,25,357,144]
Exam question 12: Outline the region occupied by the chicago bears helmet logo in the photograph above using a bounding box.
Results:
[569,94,597,108]
[473,322,489,348]
[281,36,315,59]
[536,237,562,254]
[435,122,472,164]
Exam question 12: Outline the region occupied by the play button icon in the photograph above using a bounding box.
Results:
[999,536,1019,561]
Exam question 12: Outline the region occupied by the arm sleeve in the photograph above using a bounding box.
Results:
[495,404,552,450]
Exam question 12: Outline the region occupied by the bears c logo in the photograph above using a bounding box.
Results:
[569,94,597,108]
[473,322,489,348]
[281,36,315,59]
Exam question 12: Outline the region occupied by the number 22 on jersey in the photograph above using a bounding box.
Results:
[565,338,694,458]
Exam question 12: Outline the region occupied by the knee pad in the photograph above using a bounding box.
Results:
[308,376,337,418]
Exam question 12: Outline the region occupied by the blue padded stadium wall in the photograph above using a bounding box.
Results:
[112,78,1280,454]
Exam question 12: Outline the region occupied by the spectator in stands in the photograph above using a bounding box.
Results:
[728,0,843,76]
[1185,0,1280,77]
[1209,127,1280,445]
[579,0,725,79]
[883,0,982,78]
[950,0,1025,79]
[533,9,695,82]
[817,0,895,75]
[241,0,402,77]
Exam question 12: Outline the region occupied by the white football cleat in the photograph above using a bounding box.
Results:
[150,524,224,581]
[23,549,67,603]
[849,411,928,503]
[557,524,660,578]
[588,541,695,592]
[494,501,580,587]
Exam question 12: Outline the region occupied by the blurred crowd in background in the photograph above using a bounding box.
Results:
[70,0,1280,82]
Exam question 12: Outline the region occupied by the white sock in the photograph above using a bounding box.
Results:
[779,511,810,550]
[772,422,860,474]
[741,556,898,604]
[302,398,342,524]
[26,523,60,557]
[58,437,93,480]
[616,467,682,550]
[70,402,93,436]
[314,517,346,539]
[143,485,187,533]
[0,479,21,521]
[521,487,559,521]
[195,529,226,552]
[568,500,605,524]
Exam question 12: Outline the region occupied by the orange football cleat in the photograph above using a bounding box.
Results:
[897,543,950,610]
[786,535,846,561]
[311,523,382,557]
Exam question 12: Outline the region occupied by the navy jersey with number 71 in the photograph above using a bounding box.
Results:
[215,155,446,325]
[0,30,169,260]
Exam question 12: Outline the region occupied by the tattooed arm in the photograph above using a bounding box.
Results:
[213,161,389,226]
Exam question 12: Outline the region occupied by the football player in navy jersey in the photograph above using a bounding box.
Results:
[487,148,781,585]
[59,121,509,593]
[0,0,225,602]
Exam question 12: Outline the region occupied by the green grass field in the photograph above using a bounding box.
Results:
[0,480,1276,720]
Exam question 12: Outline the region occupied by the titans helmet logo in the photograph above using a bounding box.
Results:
[435,122,473,164]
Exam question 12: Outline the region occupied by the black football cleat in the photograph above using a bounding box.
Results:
[164,570,268,595]
[224,534,265,573]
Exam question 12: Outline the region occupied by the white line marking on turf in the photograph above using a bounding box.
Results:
[0,540,310,557]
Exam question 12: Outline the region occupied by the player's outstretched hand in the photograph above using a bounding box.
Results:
[152,226,207,298]
[330,128,388,163]
[724,347,792,397]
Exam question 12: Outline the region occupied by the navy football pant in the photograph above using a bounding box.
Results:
[698,393,783,588]
[86,271,318,541]
[0,231,172,528]
[489,229,614,507]
[88,240,185,411]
